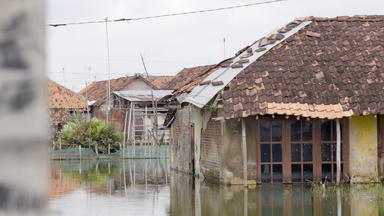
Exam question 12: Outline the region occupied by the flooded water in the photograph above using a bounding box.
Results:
[48,159,384,216]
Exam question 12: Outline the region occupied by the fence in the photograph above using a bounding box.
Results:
[50,146,169,160]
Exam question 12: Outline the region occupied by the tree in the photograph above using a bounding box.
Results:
[59,112,122,154]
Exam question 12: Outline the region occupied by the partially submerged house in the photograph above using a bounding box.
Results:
[48,79,87,135]
[79,74,174,144]
[167,15,384,184]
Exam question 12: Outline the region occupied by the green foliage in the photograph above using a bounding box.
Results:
[59,112,123,154]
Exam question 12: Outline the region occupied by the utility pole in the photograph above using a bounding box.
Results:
[62,67,66,87]
[105,17,111,123]
[223,38,226,59]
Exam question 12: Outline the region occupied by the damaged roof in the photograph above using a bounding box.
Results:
[48,79,86,109]
[147,76,175,89]
[79,74,170,106]
[183,19,312,108]
[170,65,217,96]
[114,90,173,102]
[222,15,384,119]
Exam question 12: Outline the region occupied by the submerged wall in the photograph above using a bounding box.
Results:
[349,115,379,183]
[171,106,192,173]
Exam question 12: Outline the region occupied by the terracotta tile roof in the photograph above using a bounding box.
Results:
[79,74,159,106]
[49,108,71,125]
[147,76,175,89]
[219,15,384,119]
[48,79,86,109]
[170,65,217,96]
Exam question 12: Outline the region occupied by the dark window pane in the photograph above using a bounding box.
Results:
[261,144,271,162]
[291,121,301,141]
[292,164,302,182]
[272,122,282,141]
[321,121,331,141]
[272,144,282,162]
[321,143,331,161]
[261,164,271,183]
[291,144,301,162]
[303,144,312,162]
[322,164,332,182]
[273,165,283,182]
[303,164,313,182]
[302,121,312,141]
[261,122,271,142]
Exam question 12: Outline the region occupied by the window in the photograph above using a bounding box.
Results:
[321,120,343,182]
[260,121,283,183]
[290,120,313,182]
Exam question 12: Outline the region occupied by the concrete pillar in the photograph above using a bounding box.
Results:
[349,115,378,183]
[0,1,47,215]
[192,106,202,178]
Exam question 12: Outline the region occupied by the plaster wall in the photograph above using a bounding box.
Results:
[221,119,244,184]
[349,115,379,183]
[121,79,154,90]
[170,107,192,173]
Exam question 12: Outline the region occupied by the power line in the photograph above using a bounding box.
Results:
[49,0,285,27]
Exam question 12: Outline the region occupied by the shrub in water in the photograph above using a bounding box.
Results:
[59,113,122,154]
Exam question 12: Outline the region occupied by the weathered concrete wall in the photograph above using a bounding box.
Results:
[200,109,222,182]
[191,106,202,178]
[221,119,243,184]
[121,79,153,91]
[171,106,192,173]
[349,115,379,183]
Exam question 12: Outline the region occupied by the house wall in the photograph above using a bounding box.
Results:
[200,109,222,182]
[171,106,192,173]
[349,115,379,183]
[121,79,153,91]
[221,119,244,184]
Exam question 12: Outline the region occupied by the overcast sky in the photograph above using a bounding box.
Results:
[46,0,384,91]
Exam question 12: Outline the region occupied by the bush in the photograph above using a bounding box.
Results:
[59,113,122,154]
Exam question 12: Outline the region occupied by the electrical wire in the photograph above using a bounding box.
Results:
[49,0,285,27]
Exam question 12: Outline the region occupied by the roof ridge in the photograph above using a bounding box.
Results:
[312,15,384,22]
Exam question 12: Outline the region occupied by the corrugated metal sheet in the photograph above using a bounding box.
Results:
[183,21,312,108]
[114,90,173,102]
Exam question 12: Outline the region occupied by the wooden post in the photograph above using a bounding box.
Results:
[241,118,248,187]
[108,143,111,154]
[336,119,341,184]
[79,145,82,160]
[122,109,128,158]
[127,102,133,157]
[85,81,90,120]
[59,137,62,160]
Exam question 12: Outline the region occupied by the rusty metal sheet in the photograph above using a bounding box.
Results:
[114,90,173,102]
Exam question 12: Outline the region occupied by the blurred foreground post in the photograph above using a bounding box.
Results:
[0,1,47,215]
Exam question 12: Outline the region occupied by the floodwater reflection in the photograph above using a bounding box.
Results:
[48,159,170,216]
[48,160,384,216]
[171,172,384,216]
